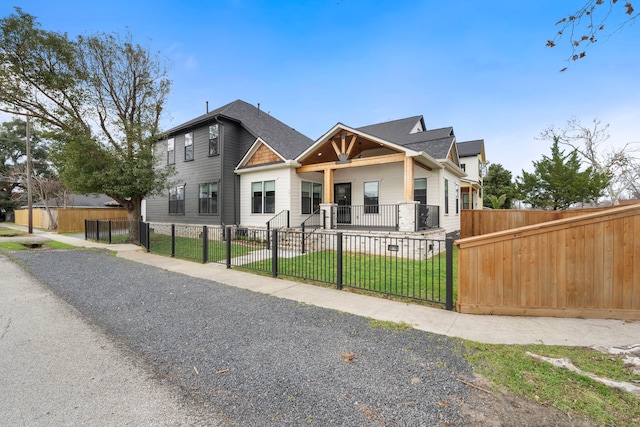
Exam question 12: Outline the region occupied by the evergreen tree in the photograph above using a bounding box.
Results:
[483,163,517,209]
[516,138,608,210]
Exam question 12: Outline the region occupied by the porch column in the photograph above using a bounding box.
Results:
[398,200,419,232]
[404,157,414,201]
[323,167,334,203]
[319,203,336,229]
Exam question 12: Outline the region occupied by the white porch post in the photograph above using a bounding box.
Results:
[398,201,419,232]
[319,203,336,229]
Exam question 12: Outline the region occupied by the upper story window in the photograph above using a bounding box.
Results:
[167,137,175,164]
[455,183,460,214]
[184,132,193,161]
[461,163,466,172]
[209,124,219,156]
[364,181,379,214]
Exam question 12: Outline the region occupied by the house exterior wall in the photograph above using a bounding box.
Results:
[145,118,254,225]
[239,166,295,227]
[441,168,462,235]
[460,153,484,209]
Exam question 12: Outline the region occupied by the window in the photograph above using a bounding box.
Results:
[251,180,275,214]
[455,183,460,214]
[167,137,175,164]
[199,182,218,214]
[444,179,449,214]
[184,132,193,161]
[169,185,185,214]
[301,182,322,214]
[414,178,427,204]
[209,124,219,156]
[461,163,466,172]
[364,181,379,214]
[462,193,470,210]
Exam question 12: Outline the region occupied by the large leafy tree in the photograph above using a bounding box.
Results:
[539,118,639,205]
[0,8,172,240]
[0,117,51,212]
[516,138,608,210]
[482,163,517,209]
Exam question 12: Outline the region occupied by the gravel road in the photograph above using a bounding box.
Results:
[11,249,480,426]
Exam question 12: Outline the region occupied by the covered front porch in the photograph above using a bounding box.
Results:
[295,124,444,233]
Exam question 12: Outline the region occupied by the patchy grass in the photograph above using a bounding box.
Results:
[367,318,413,331]
[463,341,640,426]
[0,226,27,237]
[0,240,76,253]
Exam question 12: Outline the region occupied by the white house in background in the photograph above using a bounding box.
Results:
[457,139,486,210]
[236,115,468,237]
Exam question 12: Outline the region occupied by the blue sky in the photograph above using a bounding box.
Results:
[2,1,639,175]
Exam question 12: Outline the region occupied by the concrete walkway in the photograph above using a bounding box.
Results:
[3,225,640,347]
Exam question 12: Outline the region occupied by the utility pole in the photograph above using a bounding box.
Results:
[26,115,33,234]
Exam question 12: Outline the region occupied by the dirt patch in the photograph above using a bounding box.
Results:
[457,375,599,426]
[22,243,44,250]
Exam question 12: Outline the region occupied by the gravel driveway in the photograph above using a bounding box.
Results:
[12,249,479,426]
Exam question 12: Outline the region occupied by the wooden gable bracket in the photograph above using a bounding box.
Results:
[329,132,358,163]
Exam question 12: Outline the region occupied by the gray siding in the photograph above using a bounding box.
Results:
[146,118,254,226]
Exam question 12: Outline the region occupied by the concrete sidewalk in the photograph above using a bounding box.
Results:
[4,225,640,347]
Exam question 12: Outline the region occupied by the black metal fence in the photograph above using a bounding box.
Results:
[84,219,135,244]
[85,220,454,309]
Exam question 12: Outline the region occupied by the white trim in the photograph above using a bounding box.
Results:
[235,160,300,174]
[236,137,287,169]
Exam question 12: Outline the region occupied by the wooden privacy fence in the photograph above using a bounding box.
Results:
[14,208,127,232]
[460,206,620,238]
[456,203,640,320]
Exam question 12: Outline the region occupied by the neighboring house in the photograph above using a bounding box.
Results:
[145,100,314,225]
[456,139,486,210]
[147,100,472,237]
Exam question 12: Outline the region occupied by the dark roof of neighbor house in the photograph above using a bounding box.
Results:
[31,194,120,208]
[357,116,456,160]
[457,139,484,157]
[165,100,314,159]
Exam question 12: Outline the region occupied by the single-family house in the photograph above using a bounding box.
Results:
[456,139,486,210]
[146,100,472,238]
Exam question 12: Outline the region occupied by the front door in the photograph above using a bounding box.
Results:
[334,183,351,225]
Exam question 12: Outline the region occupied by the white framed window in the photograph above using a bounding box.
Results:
[209,124,219,156]
[169,184,185,214]
[364,181,379,214]
[184,132,193,161]
[251,180,275,214]
[301,182,322,214]
[167,137,175,164]
[444,179,449,214]
[199,182,218,214]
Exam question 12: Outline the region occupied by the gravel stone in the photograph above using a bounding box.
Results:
[12,249,480,426]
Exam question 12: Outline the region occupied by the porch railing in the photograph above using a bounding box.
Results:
[417,204,439,229]
[333,204,399,230]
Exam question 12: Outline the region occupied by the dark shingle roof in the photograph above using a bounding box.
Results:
[166,100,314,159]
[457,139,484,157]
[357,116,455,160]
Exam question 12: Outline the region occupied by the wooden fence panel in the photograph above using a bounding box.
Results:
[57,208,128,233]
[13,208,127,233]
[456,203,640,320]
[460,206,622,238]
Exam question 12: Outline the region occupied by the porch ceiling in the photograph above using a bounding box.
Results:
[300,131,400,167]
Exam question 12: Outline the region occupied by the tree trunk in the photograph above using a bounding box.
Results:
[125,197,142,244]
